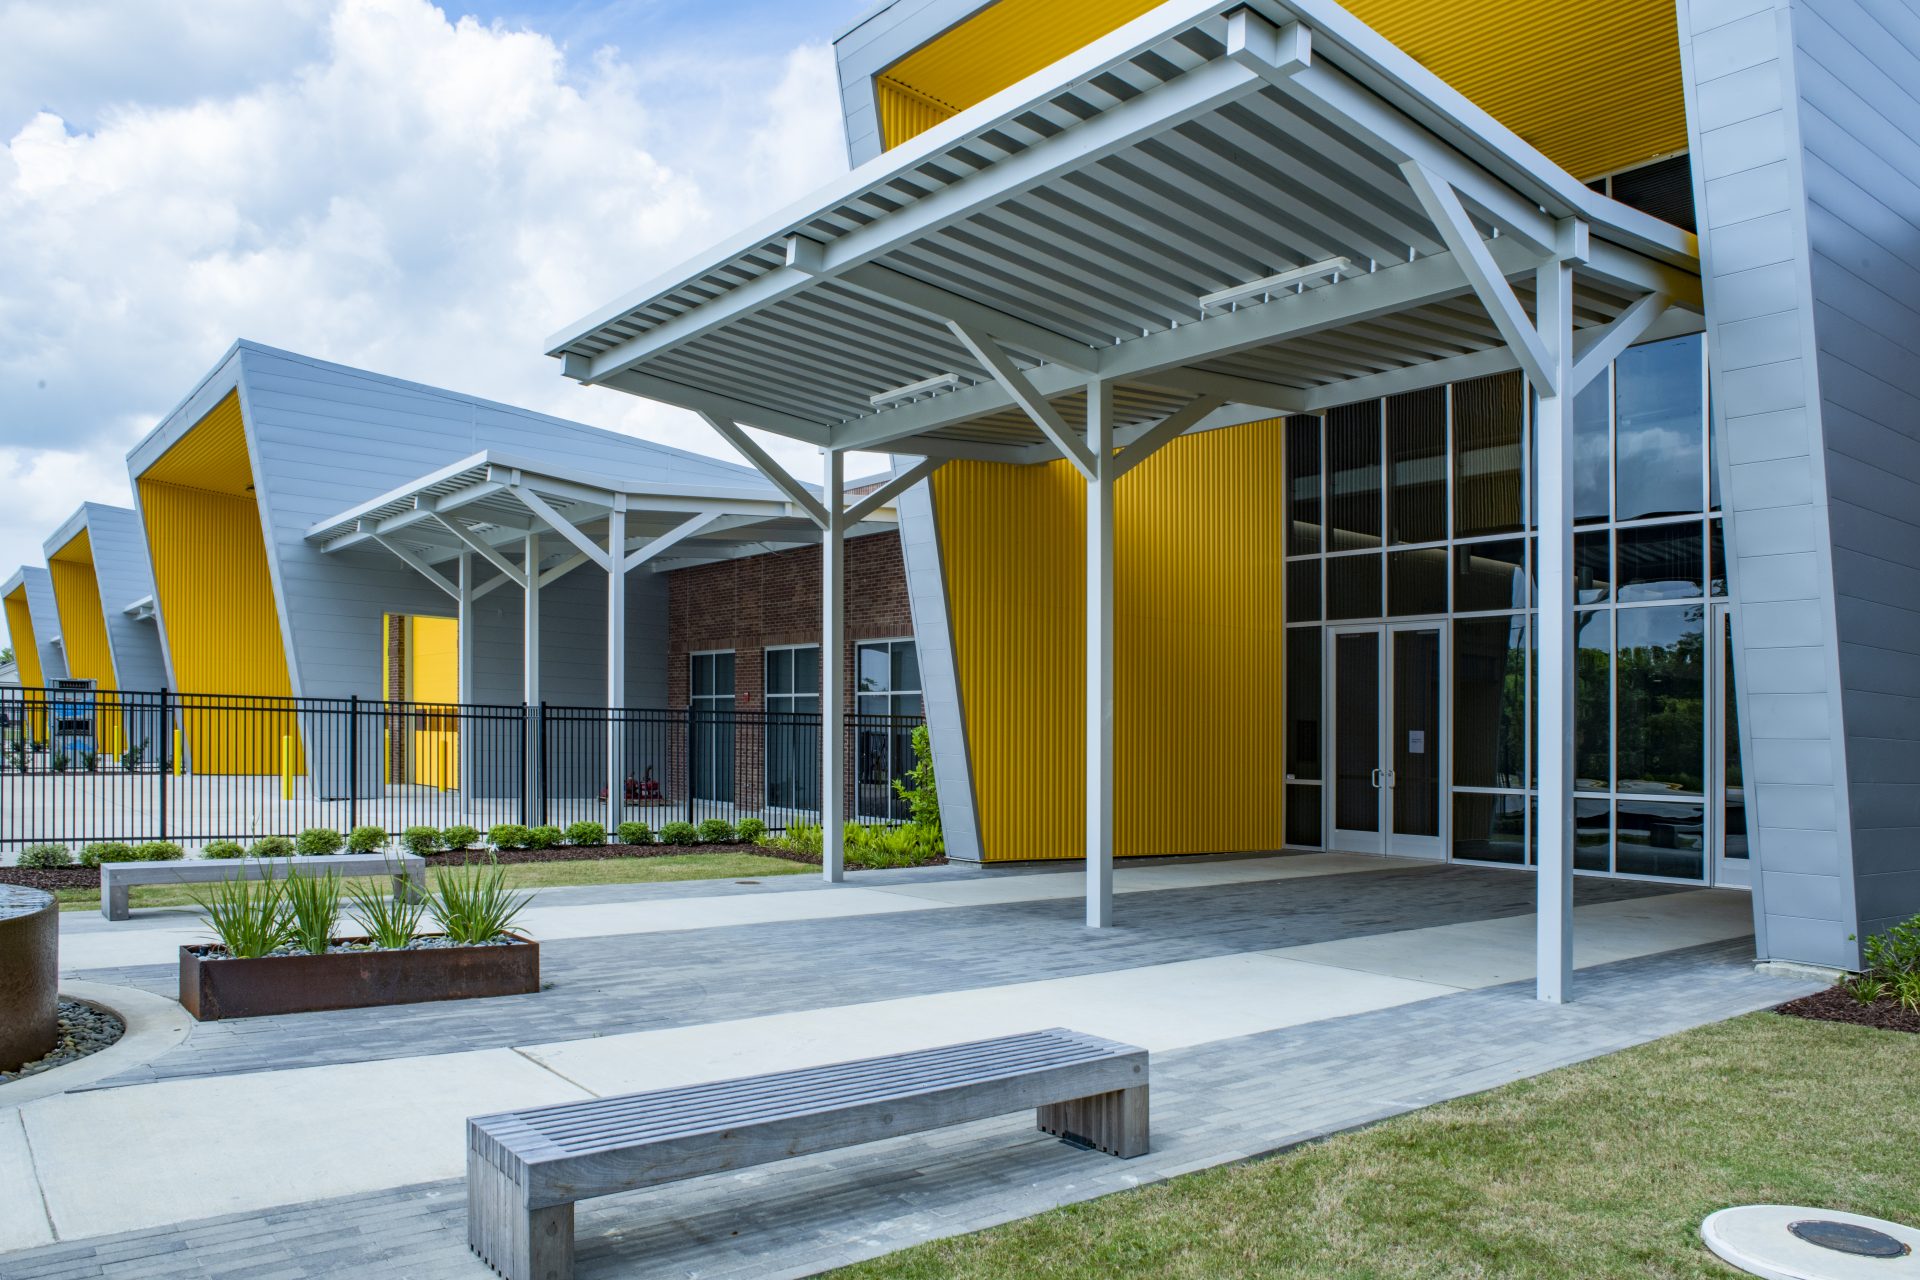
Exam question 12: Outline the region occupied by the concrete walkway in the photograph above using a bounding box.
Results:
[0,854,1819,1278]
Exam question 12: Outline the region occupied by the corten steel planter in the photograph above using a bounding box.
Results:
[0,886,59,1070]
[178,935,539,1021]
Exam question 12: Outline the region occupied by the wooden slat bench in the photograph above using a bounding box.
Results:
[99,852,428,920]
[466,1027,1149,1280]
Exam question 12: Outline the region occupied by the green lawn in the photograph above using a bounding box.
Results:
[54,852,809,911]
[834,1013,1918,1280]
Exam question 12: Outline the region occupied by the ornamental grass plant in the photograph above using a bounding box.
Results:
[283,867,342,955]
[192,872,294,958]
[347,868,427,949]
[427,857,534,944]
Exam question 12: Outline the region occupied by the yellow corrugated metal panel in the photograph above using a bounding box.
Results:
[407,615,461,787]
[877,0,1686,180]
[876,77,959,150]
[935,419,1288,862]
[5,588,44,689]
[5,587,48,741]
[136,390,297,774]
[47,529,124,753]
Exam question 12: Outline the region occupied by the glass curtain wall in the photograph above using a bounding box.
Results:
[1283,335,1727,882]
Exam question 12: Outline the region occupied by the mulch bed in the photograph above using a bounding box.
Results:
[0,866,101,892]
[1775,984,1920,1035]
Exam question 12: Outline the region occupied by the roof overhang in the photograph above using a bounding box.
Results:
[549,0,1701,463]
[303,451,900,590]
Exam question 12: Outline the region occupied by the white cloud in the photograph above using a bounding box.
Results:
[0,0,858,618]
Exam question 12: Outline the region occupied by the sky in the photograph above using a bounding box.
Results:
[0,0,879,635]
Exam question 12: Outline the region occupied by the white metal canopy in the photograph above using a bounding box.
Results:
[546,0,1706,1003]
[547,0,1700,463]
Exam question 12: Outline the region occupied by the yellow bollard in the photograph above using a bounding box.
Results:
[281,734,294,800]
[442,738,453,792]
[173,726,183,777]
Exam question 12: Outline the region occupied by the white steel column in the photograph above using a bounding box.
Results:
[524,531,542,814]
[457,552,477,802]
[821,450,847,883]
[1535,243,1578,1004]
[1086,379,1116,928]
[606,502,627,831]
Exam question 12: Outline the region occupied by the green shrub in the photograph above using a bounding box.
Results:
[659,821,699,846]
[771,822,822,856]
[527,825,563,850]
[347,825,388,854]
[563,821,606,847]
[399,826,441,856]
[616,821,653,846]
[697,818,736,844]
[488,824,531,851]
[892,723,941,832]
[134,841,185,862]
[283,867,342,955]
[1862,916,1920,978]
[427,857,534,944]
[250,835,297,859]
[736,818,767,845]
[202,840,247,860]
[295,827,344,857]
[79,842,137,867]
[442,824,480,853]
[17,843,72,869]
[842,823,944,870]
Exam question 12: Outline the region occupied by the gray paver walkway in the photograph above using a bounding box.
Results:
[0,939,1815,1279]
[78,864,1671,1085]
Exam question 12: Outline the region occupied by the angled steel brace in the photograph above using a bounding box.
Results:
[844,458,941,525]
[370,533,460,600]
[1403,161,1563,395]
[1109,395,1225,482]
[699,414,831,529]
[538,551,593,590]
[509,485,612,572]
[624,511,728,573]
[948,321,1097,479]
[1571,291,1669,395]
[431,513,527,588]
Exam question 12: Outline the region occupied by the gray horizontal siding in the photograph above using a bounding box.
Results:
[81,506,168,693]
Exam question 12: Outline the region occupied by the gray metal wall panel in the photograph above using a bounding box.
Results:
[80,506,168,693]
[208,343,756,711]
[15,567,67,684]
[893,468,983,861]
[1678,0,1858,968]
[1791,0,1920,944]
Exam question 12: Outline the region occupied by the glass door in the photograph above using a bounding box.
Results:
[1330,627,1385,853]
[1712,604,1750,888]
[1389,623,1445,858]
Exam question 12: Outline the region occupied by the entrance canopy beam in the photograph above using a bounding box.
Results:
[948,322,1097,479]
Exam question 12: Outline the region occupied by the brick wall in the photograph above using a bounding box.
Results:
[665,529,913,712]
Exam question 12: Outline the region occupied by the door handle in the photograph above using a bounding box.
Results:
[1370,767,1382,789]
[1385,770,1397,789]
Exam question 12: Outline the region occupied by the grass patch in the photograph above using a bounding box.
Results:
[55,852,808,911]
[833,1013,1920,1280]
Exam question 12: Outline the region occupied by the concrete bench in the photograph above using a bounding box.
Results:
[466,1027,1149,1280]
[99,852,428,921]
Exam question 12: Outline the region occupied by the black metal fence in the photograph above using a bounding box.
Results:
[0,686,923,850]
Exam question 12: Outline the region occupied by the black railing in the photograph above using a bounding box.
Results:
[0,686,922,850]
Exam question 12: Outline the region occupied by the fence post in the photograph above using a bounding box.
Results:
[685,704,696,827]
[537,702,549,827]
[520,702,531,828]
[157,688,170,842]
[348,694,360,830]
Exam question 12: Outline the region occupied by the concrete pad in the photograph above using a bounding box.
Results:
[21,1047,588,1240]
[0,1111,54,1253]
[521,952,1456,1096]
[871,853,1418,906]
[1269,890,1755,989]
[518,886,934,941]
[57,922,206,973]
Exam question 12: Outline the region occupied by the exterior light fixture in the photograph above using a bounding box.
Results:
[1198,256,1354,312]
[870,372,965,409]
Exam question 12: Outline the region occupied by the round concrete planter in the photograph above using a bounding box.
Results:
[0,885,59,1071]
